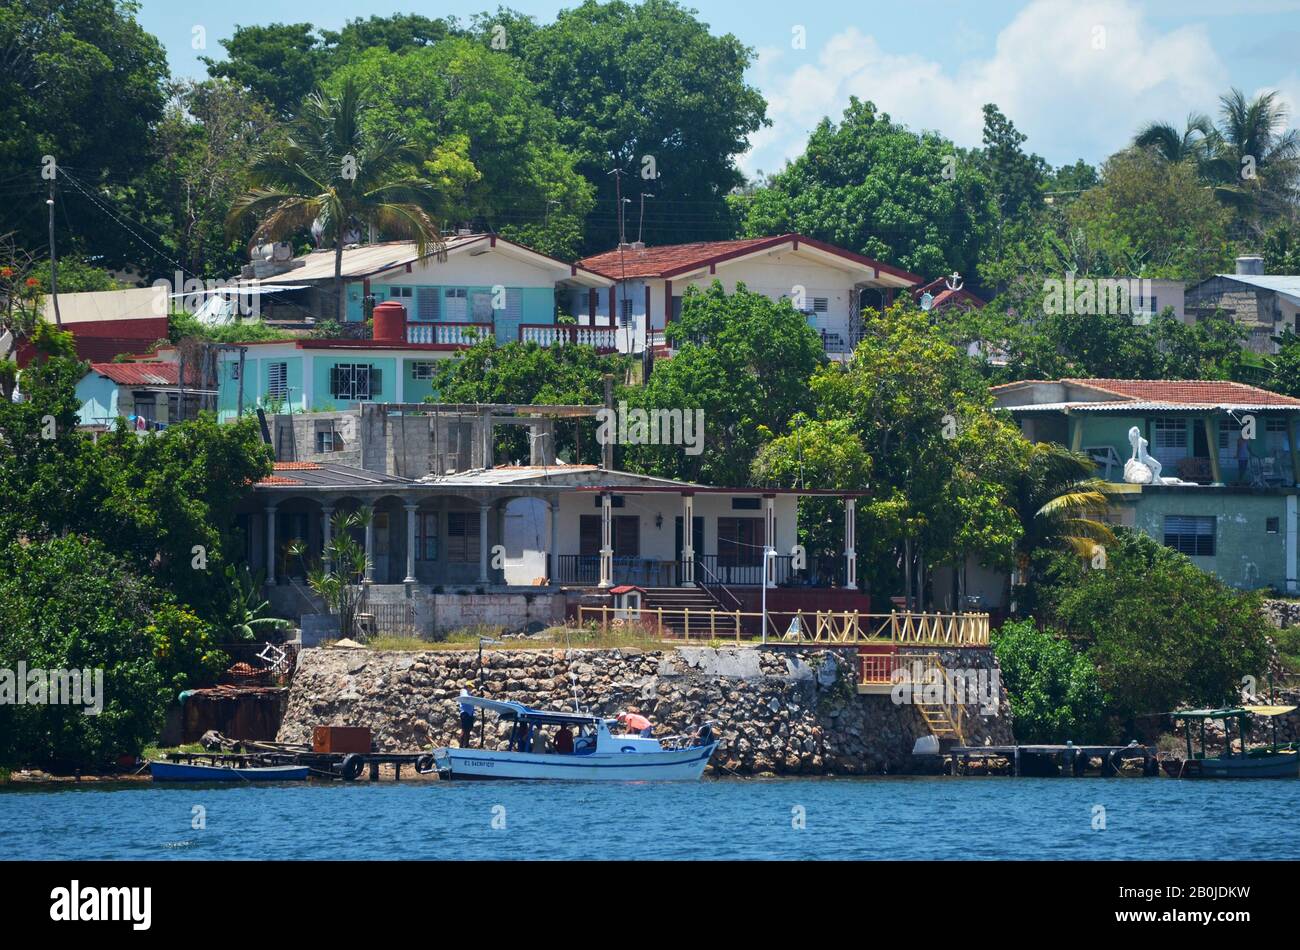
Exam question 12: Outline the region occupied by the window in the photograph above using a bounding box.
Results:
[1267,417,1292,453]
[619,297,634,326]
[230,362,241,381]
[718,517,765,567]
[417,512,438,560]
[811,297,829,313]
[389,286,413,299]
[1266,517,1280,534]
[316,430,339,452]
[328,364,381,401]
[1152,419,1188,462]
[410,361,436,380]
[444,287,468,321]
[591,495,626,508]
[579,515,640,557]
[470,290,494,321]
[1164,515,1215,556]
[731,497,762,510]
[446,510,482,562]
[267,361,288,400]
[416,287,440,321]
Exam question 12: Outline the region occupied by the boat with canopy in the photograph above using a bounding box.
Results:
[430,695,719,781]
[1168,705,1299,778]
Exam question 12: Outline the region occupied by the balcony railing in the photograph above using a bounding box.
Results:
[406,322,492,345]
[520,324,619,351]
[555,554,843,588]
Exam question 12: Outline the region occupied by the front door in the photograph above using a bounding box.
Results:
[373,511,390,582]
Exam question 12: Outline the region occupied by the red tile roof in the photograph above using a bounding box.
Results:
[1067,378,1300,406]
[579,233,922,284]
[273,462,322,471]
[88,362,178,386]
[258,475,303,485]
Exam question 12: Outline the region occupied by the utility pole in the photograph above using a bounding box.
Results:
[637,193,653,244]
[47,180,62,327]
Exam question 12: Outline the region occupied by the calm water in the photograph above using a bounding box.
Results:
[2,776,1297,860]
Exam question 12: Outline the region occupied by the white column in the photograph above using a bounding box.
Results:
[478,502,490,583]
[764,495,776,588]
[844,497,858,590]
[363,505,374,583]
[321,505,334,572]
[681,492,695,585]
[548,495,559,585]
[1286,493,1297,594]
[404,503,418,584]
[264,505,278,584]
[599,492,613,589]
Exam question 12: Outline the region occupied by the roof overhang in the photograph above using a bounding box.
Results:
[659,234,921,288]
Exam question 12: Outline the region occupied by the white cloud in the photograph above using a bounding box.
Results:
[741,0,1233,176]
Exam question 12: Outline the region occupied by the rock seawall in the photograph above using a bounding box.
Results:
[280,646,1013,775]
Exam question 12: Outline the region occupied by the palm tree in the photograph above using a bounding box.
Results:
[227,77,444,321]
[1207,88,1300,225]
[1010,442,1116,597]
[1133,112,1217,168]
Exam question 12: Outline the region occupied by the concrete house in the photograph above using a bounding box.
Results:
[1185,256,1300,353]
[74,361,215,431]
[240,402,870,639]
[575,234,921,357]
[993,378,1300,594]
[245,231,613,333]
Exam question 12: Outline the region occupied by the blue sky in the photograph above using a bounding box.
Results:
[138,0,1300,176]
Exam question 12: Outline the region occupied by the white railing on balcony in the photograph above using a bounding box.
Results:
[519,324,618,350]
[406,322,492,345]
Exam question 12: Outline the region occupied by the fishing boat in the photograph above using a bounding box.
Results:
[149,761,310,782]
[430,696,719,781]
[1167,705,1299,779]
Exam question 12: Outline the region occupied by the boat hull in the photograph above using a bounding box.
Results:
[433,742,719,781]
[149,762,310,782]
[1196,751,1300,779]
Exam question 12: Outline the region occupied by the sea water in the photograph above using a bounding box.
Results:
[1,775,1295,860]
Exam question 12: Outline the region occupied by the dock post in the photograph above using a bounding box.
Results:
[1013,746,1020,777]
[369,760,380,782]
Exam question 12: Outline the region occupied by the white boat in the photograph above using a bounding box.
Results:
[431,696,719,781]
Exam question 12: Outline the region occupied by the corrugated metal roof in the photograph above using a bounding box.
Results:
[1211,273,1300,306]
[258,235,486,284]
[89,362,178,386]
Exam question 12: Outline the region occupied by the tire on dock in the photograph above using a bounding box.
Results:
[340,754,365,782]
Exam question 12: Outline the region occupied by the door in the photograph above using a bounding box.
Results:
[373,511,390,582]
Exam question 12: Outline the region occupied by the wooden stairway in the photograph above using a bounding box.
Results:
[639,586,725,638]
[912,653,966,744]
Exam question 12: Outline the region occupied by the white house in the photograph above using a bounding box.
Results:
[575,234,922,357]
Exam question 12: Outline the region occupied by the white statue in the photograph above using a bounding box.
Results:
[1123,425,1161,484]
[1124,425,1188,485]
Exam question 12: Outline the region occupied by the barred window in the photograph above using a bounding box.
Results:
[1164,515,1215,556]
[328,364,381,401]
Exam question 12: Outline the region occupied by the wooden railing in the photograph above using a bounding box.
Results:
[578,606,990,646]
[519,324,619,351]
[406,322,492,345]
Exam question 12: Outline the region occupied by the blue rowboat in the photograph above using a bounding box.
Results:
[149,761,309,782]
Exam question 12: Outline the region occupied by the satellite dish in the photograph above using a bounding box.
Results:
[920,292,934,311]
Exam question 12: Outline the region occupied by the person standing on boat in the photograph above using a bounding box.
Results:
[458,688,476,748]
[618,710,653,737]
[555,723,575,754]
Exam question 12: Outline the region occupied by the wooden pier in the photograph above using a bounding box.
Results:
[164,744,436,782]
[945,743,1159,777]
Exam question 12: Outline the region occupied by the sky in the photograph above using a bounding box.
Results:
[137,0,1300,178]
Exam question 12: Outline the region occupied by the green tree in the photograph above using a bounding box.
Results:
[1207,88,1300,229]
[519,0,768,250]
[622,282,824,486]
[1038,530,1272,734]
[203,22,330,117]
[732,97,990,279]
[227,76,445,321]
[1265,330,1300,398]
[993,618,1104,743]
[1133,112,1216,168]
[327,40,593,258]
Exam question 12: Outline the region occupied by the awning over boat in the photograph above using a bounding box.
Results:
[1170,705,1297,719]
[461,695,602,725]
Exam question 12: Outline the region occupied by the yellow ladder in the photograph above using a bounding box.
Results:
[912,653,966,744]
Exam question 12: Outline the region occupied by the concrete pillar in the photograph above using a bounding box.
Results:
[764,495,776,588]
[404,503,418,584]
[1287,493,1298,595]
[548,495,559,585]
[363,505,374,584]
[844,497,858,590]
[681,492,695,585]
[321,505,334,572]
[599,492,613,589]
[479,502,490,583]
[265,505,278,584]
[530,419,555,465]
[1203,416,1222,485]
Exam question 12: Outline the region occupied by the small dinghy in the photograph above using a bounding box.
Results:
[149,761,309,782]
[431,695,719,781]
[1168,705,1300,779]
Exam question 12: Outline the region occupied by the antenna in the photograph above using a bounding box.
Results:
[46,181,62,327]
[607,167,627,245]
[637,193,654,244]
